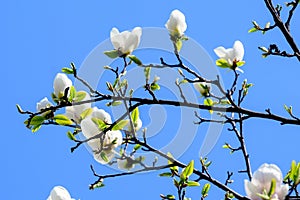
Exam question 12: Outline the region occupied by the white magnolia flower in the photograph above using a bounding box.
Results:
[47,186,75,200]
[117,155,135,171]
[80,108,122,164]
[65,91,91,123]
[193,81,211,97]
[90,107,112,124]
[36,97,53,112]
[214,40,244,67]
[165,9,187,38]
[53,73,72,98]
[244,163,289,200]
[110,27,142,56]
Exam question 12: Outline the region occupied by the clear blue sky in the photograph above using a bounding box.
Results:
[2,1,300,199]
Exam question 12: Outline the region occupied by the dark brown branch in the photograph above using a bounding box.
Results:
[263,0,300,61]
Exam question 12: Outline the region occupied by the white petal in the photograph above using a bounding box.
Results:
[276,184,289,200]
[65,91,91,123]
[36,97,53,112]
[91,107,112,124]
[233,40,244,61]
[48,186,72,200]
[165,9,187,36]
[213,46,228,58]
[244,180,261,200]
[81,118,99,139]
[93,150,115,164]
[53,73,72,97]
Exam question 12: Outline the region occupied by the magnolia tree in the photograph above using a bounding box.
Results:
[18,1,300,200]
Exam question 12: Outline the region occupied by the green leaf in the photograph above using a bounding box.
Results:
[100,152,109,162]
[30,116,46,126]
[111,101,122,106]
[104,49,119,59]
[32,124,42,133]
[159,172,173,177]
[144,66,151,81]
[175,40,182,52]
[201,183,211,197]
[181,160,194,181]
[186,180,200,187]
[128,55,142,65]
[167,152,179,172]
[74,91,86,102]
[112,120,129,131]
[80,108,93,120]
[166,194,175,200]
[216,58,230,68]
[236,61,245,67]
[268,178,276,197]
[92,117,107,130]
[67,131,76,141]
[133,144,141,151]
[151,83,160,91]
[62,67,74,74]
[131,107,139,124]
[204,98,214,114]
[68,86,76,102]
[284,105,292,115]
[248,27,258,33]
[256,192,270,200]
[54,114,73,125]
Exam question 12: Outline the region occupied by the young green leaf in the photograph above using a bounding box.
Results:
[186,180,200,187]
[30,116,46,126]
[68,86,76,102]
[181,160,194,181]
[175,40,182,52]
[248,27,258,33]
[112,120,129,131]
[216,59,230,68]
[80,108,93,120]
[104,49,119,59]
[54,114,73,125]
[268,178,276,197]
[32,124,42,133]
[144,66,151,81]
[159,172,173,177]
[100,152,109,162]
[67,131,76,141]
[128,55,142,65]
[133,144,141,151]
[131,107,139,123]
[62,67,74,74]
[74,91,86,102]
[92,118,108,130]
[201,183,211,197]
[204,98,214,114]
[151,83,160,91]
[111,101,122,106]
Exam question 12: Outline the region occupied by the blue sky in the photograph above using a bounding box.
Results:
[2,0,300,199]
